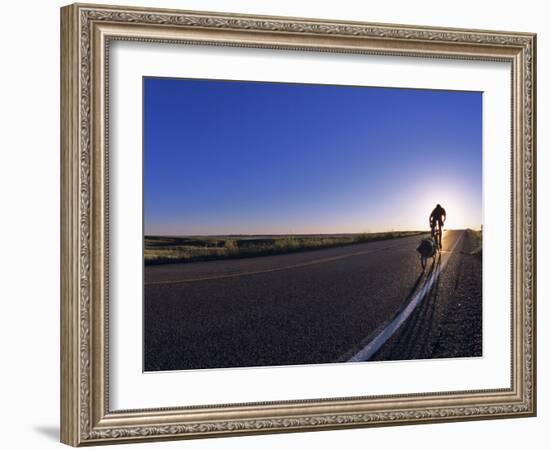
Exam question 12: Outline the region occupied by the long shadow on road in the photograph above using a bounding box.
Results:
[369,230,482,362]
[338,256,440,362]
[381,254,443,360]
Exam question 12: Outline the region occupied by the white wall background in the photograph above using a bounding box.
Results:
[0,0,546,449]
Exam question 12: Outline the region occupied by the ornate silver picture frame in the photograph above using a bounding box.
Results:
[61,3,536,446]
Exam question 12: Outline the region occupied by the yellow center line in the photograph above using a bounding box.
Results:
[146,244,399,286]
[145,232,462,286]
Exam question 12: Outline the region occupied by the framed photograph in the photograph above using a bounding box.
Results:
[60,3,536,446]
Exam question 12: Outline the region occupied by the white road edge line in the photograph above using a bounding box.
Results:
[347,232,465,363]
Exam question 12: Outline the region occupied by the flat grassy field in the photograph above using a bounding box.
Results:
[467,228,483,257]
[144,231,425,265]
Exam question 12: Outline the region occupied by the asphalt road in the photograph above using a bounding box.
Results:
[144,230,482,371]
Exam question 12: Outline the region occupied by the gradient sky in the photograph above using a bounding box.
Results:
[144,77,482,235]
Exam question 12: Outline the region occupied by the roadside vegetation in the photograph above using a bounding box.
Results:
[468,228,483,257]
[145,231,425,265]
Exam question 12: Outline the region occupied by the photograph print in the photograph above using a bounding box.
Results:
[143,77,482,372]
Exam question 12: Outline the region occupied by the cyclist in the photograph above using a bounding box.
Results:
[429,203,446,249]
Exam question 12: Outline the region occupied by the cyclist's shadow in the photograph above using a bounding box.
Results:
[384,252,443,360]
[430,251,443,280]
[421,251,442,285]
[400,251,442,314]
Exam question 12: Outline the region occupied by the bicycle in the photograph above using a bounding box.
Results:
[431,220,443,250]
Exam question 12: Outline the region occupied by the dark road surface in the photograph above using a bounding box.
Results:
[144,230,482,371]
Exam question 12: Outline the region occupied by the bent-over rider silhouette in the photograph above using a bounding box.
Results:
[429,204,446,249]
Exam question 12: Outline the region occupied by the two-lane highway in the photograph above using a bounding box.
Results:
[144,230,481,371]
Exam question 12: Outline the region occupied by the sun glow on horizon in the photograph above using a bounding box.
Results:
[146,175,482,236]
[399,183,481,231]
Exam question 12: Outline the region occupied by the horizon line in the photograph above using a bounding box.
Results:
[145,227,480,238]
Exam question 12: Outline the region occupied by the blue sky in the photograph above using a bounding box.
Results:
[144,77,482,235]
